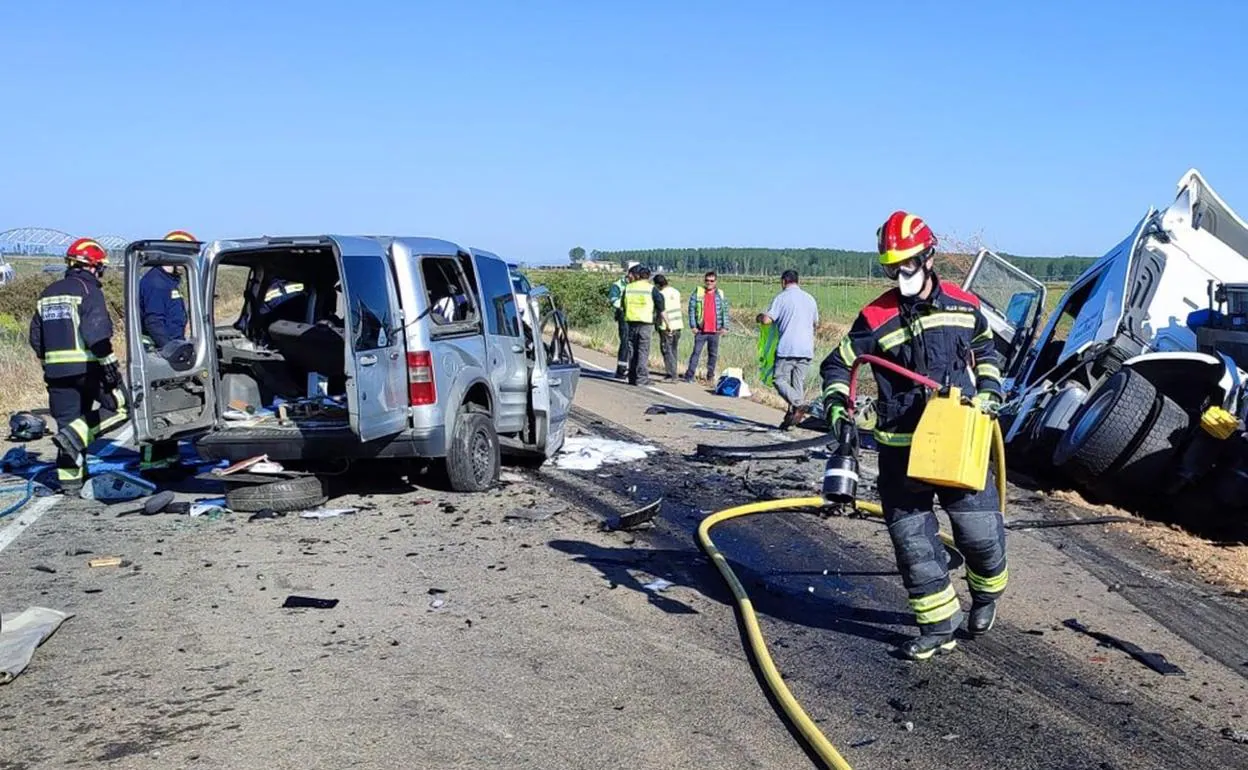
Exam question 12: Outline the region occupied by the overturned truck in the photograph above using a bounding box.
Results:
[960,169,1248,521]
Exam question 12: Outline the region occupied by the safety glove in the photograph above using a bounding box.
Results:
[101,360,124,391]
[971,390,1002,417]
[824,401,850,435]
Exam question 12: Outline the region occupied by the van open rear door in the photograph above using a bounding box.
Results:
[123,239,217,444]
[530,287,579,456]
[333,237,409,442]
[961,249,1047,386]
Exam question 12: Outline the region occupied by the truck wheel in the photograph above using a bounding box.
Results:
[1110,393,1190,498]
[1052,369,1155,478]
[445,410,500,492]
[225,475,327,513]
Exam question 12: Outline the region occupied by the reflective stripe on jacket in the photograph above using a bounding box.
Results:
[28,268,115,379]
[819,278,1004,447]
[659,286,683,330]
[608,277,627,311]
[624,280,657,323]
[688,286,728,331]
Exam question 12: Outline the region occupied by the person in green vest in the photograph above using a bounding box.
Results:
[653,273,683,381]
[622,265,665,387]
[608,261,640,378]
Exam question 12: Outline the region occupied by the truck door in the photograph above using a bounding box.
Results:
[961,249,1048,384]
[123,239,216,444]
[334,237,408,442]
[532,287,579,456]
[471,253,528,434]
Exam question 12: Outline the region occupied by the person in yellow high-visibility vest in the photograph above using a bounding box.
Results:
[622,266,665,387]
[653,273,683,381]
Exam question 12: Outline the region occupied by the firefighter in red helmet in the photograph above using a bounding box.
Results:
[28,238,129,494]
[819,211,1009,661]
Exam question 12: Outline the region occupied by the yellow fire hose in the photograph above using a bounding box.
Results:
[695,421,1007,770]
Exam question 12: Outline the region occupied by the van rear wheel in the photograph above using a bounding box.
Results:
[445,410,500,492]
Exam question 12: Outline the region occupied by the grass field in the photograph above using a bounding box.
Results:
[528,268,1070,411]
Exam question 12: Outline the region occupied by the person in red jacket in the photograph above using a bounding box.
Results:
[820,211,1008,661]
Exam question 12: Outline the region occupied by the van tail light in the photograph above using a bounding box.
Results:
[407,351,436,406]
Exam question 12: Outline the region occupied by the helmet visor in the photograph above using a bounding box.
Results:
[882,256,924,280]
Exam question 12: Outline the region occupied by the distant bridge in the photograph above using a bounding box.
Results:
[0,228,130,258]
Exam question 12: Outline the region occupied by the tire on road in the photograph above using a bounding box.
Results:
[444,409,500,492]
[225,475,328,513]
[1052,368,1156,478]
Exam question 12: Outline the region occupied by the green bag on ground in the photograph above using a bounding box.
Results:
[757,323,778,387]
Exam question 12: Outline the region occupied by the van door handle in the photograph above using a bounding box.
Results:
[549,377,562,386]
[360,354,378,366]
[511,344,523,353]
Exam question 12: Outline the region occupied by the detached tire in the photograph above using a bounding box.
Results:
[1052,368,1155,478]
[445,410,500,492]
[225,475,327,513]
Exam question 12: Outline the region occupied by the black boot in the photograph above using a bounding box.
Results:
[968,599,998,637]
[899,631,958,661]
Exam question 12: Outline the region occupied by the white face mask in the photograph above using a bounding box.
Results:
[898,266,927,297]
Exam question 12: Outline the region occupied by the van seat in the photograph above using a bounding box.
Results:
[267,320,346,377]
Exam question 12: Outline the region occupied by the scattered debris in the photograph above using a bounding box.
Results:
[1221,727,1248,745]
[900,721,915,732]
[1062,618,1185,676]
[298,508,356,519]
[281,595,339,610]
[190,498,230,519]
[80,470,156,503]
[0,606,74,685]
[248,509,286,521]
[429,598,445,610]
[887,697,912,713]
[849,738,878,749]
[215,454,276,477]
[499,471,528,484]
[504,503,567,523]
[427,588,447,595]
[642,578,674,593]
[1006,516,1143,531]
[602,498,663,532]
[87,557,124,568]
[142,490,177,516]
[554,437,659,471]
[32,565,56,574]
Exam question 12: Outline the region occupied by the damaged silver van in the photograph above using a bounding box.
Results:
[122,236,580,492]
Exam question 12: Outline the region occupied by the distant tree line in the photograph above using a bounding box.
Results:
[587,247,1097,282]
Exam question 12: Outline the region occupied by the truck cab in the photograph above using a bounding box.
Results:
[123,235,579,492]
[962,169,1248,511]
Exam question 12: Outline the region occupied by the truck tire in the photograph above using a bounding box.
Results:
[1110,393,1190,498]
[1052,368,1156,478]
[444,410,500,492]
[225,475,327,513]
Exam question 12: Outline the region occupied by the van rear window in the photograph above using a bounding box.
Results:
[341,257,396,352]
[477,258,521,338]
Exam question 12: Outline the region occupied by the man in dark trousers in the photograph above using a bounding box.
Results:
[29,237,129,494]
[608,261,640,379]
[136,229,196,472]
[820,210,1008,662]
[622,265,664,387]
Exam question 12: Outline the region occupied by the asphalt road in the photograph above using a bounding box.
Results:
[2,343,1247,770]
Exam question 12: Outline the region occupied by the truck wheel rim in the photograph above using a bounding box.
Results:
[1066,389,1114,451]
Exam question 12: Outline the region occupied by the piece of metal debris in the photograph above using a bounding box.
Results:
[1221,727,1248,744]
[642,578,674,593]
[1062,618,1185,676]
[87,557,124,568]
[281,595,339,610]
[602,498,663,532]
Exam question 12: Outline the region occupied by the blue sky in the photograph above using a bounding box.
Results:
[2,1,1246,264]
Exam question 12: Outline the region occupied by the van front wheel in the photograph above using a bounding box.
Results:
[445,410,500,492]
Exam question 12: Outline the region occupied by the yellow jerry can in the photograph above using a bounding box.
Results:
[906,386,993,491]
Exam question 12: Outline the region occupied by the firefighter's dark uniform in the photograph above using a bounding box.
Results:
[820,278,1008,638]
[138,266,187,471]
[29,267,129,491]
